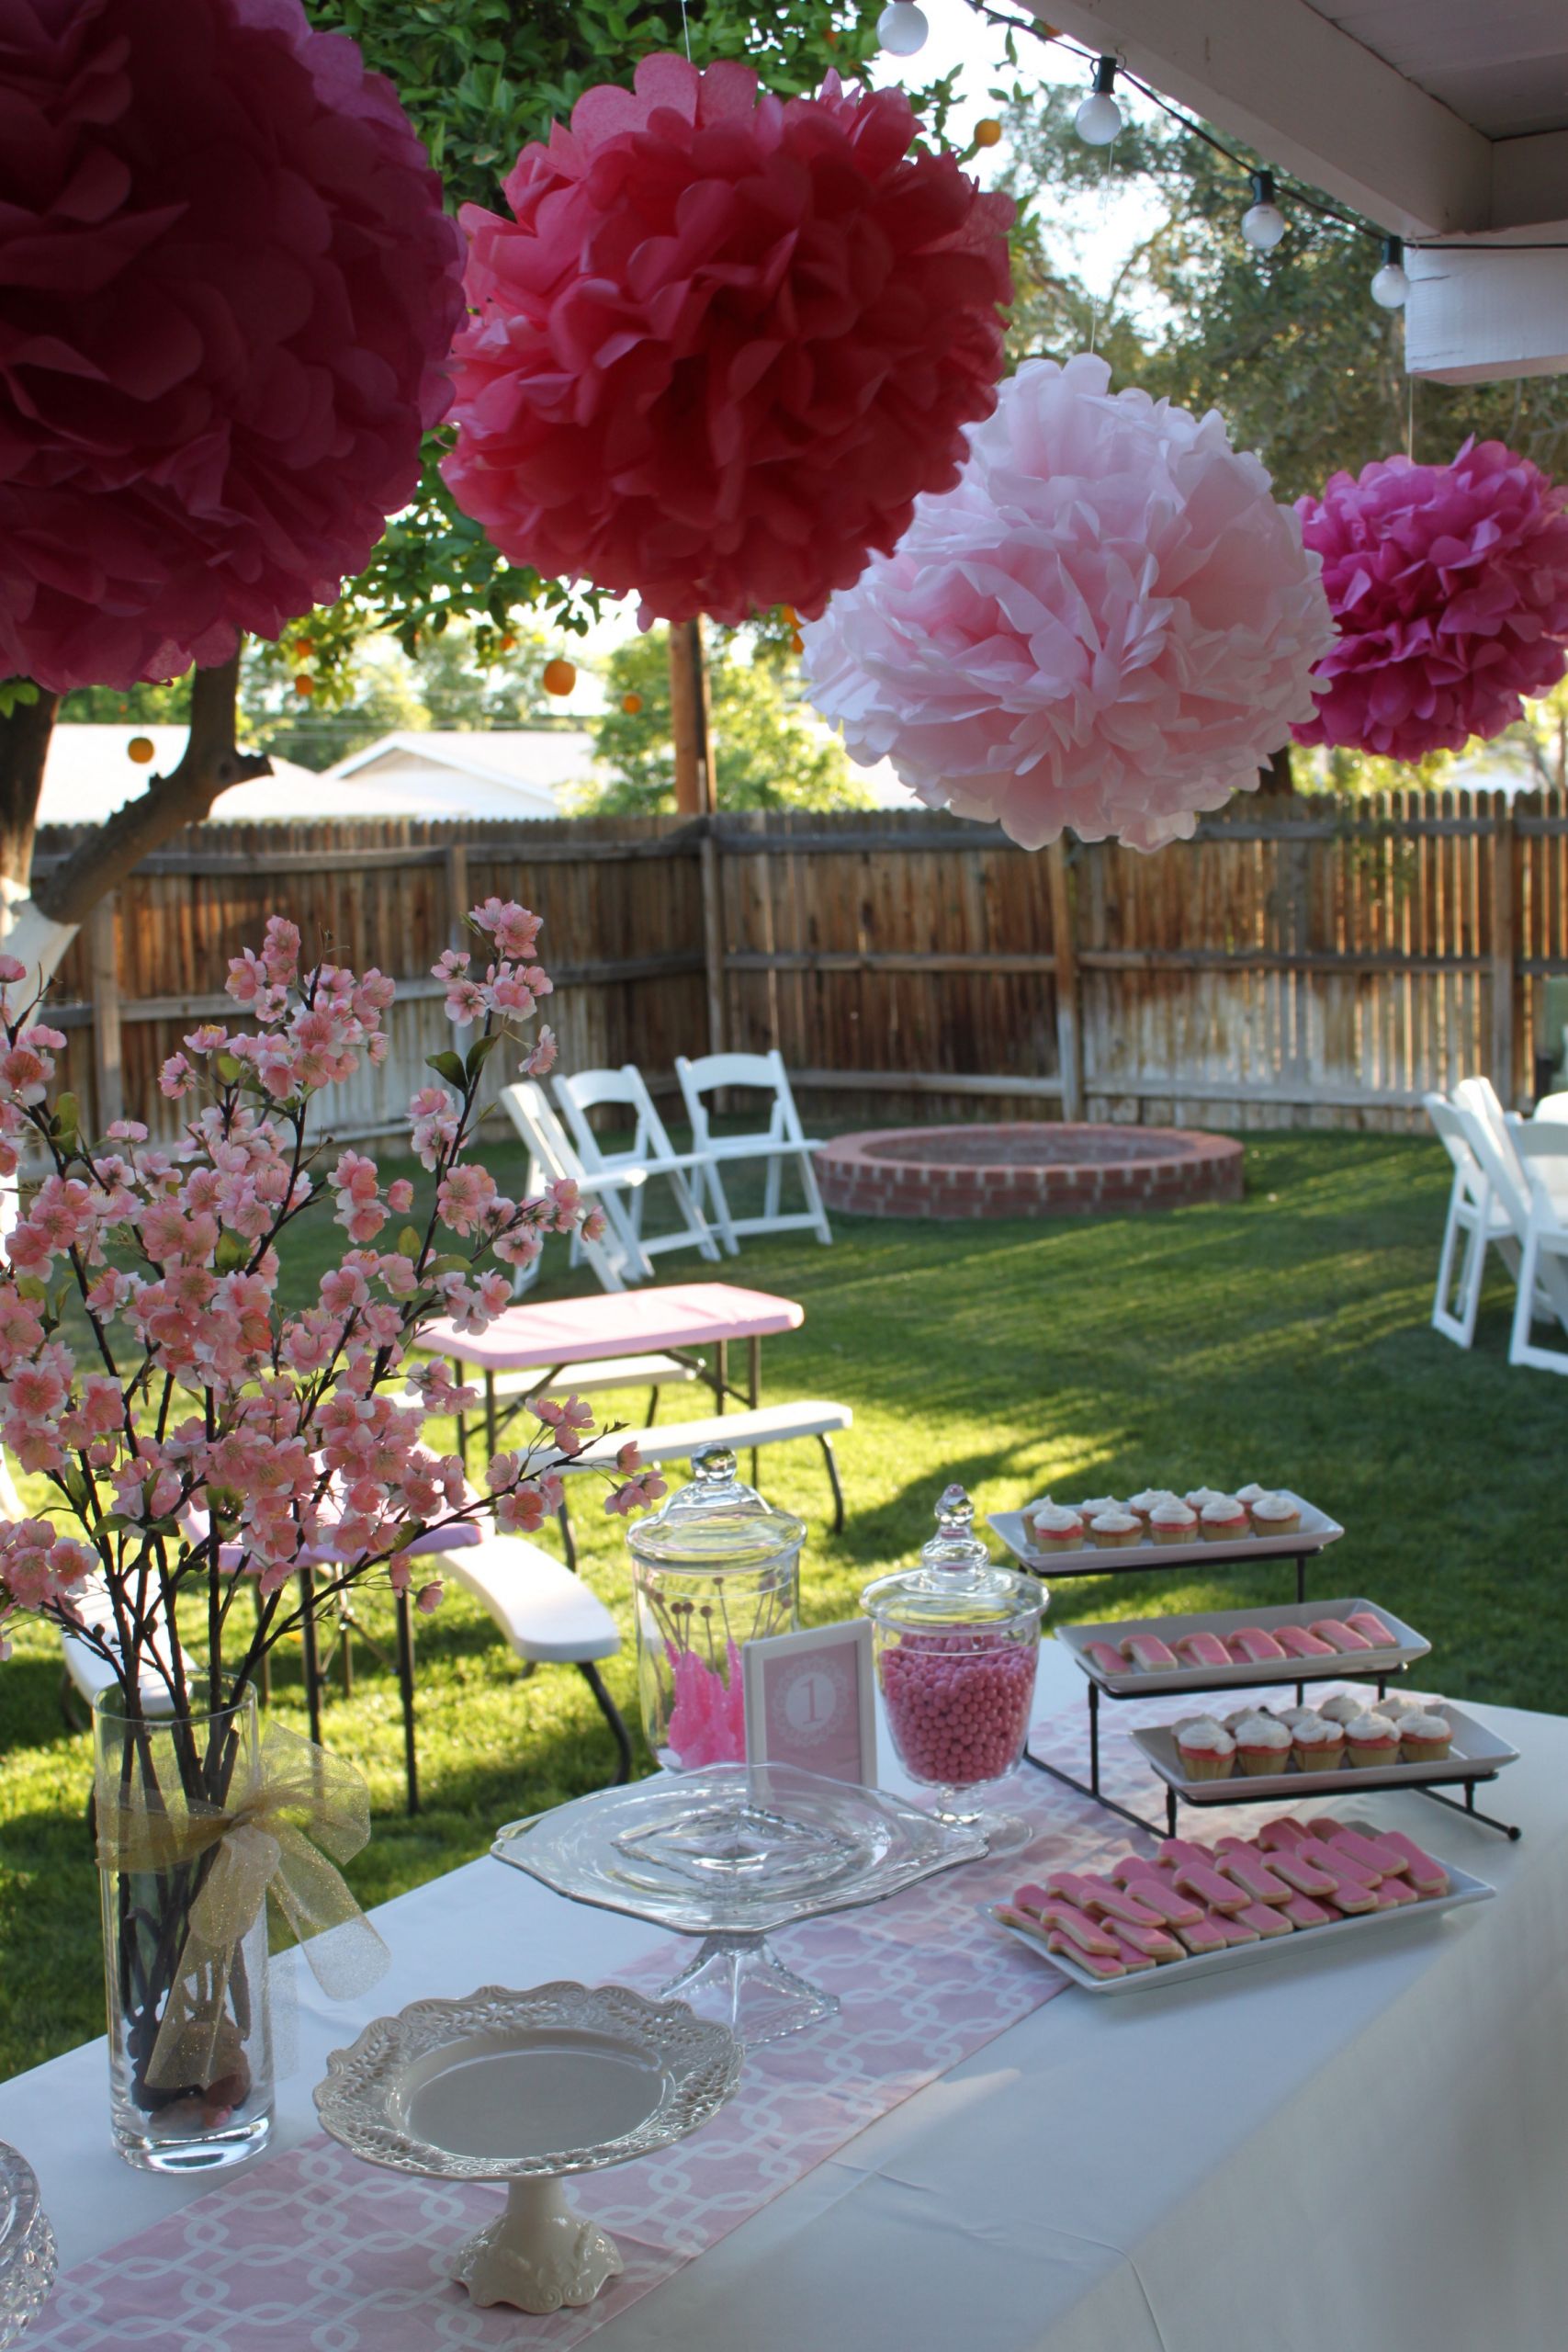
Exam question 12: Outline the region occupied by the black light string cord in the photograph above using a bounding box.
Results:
[963,0,1568,256]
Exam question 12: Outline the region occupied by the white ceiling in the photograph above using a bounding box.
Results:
[1310,1,1568,140]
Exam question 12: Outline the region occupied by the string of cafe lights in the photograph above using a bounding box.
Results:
[879,1,1568,310]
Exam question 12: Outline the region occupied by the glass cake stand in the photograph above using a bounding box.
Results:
[493,1762,988,2045]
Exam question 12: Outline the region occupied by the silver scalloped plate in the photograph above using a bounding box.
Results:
[492,1762,989,1936]
[0,2141,56,2349]
[313,1982,741,2183]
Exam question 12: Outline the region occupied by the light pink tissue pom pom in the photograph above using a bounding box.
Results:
[801,354,1335,853]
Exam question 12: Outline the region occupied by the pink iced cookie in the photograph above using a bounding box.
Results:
[1371,1874,1420,1908]
[1173,1632,1231,1668]
[1264,1846,1338,1898]
[1295,1833,1381,1889]
[1255,1816,1314,1850]
[1045,1871,1156,1926]
[1213,1840,1292,1903]
[1171,1859,1250,1915]
[1173,1911,1231,1956]
[1157,1836,1217,1871]
[1228,1627,1288,1663]
[1110,1917,1184,1962]
[1121,1634,1179,1671]
[1038,1904,1124,1955]
[1102,1928,1159,1973]
[1046,1931,1124,1980]
[1082,1641,1127,1677]
[1010,1882,1054,1917]
[1273,1623,1335,1658]
[1111,1860,1204,1926]
[1344,1825,1450,1894]
[1345,1612,1397,1646]
[1203,1906,1261,1947]
[1292,1846,1378,1912]
[1233,1899,1293,1939]
[1280,1890,1335,1928]
[1309,1619,1374,1653]
[1309,1820,1393,1880]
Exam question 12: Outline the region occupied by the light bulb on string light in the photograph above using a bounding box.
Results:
[1074,55,1122,145]
[1371,234,1410,311]
[1240,170,1287,252]
[876,2,929,57]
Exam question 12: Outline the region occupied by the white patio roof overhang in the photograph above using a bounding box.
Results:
[1026,1,1568,382]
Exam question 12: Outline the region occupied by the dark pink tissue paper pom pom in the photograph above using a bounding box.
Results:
[442,51,1014,628]
[0,0,465,693]
[1294,439,1568,762]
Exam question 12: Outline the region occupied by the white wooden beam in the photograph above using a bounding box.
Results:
[1022,0,1493,236]
[1404,243,1568,383]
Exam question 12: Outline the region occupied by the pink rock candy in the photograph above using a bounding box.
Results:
[880,1631,1037,1790]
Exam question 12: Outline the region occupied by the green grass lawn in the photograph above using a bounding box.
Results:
[3,1124,1564,2082]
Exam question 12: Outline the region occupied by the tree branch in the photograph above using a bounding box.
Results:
[0,688,62,888]
[32,655,272,929]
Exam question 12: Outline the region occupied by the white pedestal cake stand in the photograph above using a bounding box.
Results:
[313,1982,740,2315]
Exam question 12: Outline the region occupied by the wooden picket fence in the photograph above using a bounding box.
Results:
[33,789,1565,1144]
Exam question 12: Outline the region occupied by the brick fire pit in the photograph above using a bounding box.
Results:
[814,1124,1244,1220]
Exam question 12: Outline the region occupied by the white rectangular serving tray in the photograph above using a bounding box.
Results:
[990,1490,1342,1576]
[1134,1702,1519,1802]
[1059,1596,1430,1696]
[987,1859,1495,1996]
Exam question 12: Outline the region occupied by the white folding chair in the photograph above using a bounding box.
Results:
[1424,1091,1518,1347]
[497,1080,641,1293]
[553,1065,720,1279]
[1507,1122,1568,1374]
[673,1048,833,1251]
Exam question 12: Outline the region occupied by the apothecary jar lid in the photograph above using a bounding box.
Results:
[626,1444,806,1577]
[861,1485,1046,1635]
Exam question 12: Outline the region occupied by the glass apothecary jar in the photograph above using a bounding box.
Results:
[861,1485,1046,1855]
[626,1446,805,1769]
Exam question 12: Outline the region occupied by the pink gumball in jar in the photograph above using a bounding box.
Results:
[861,1486,1045,1857]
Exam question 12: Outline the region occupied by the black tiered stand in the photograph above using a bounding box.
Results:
[1020,1529,1521,1842]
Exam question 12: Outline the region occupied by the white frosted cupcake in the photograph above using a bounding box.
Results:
[1232,1712,1292,1776]
[1147,1497,1198,1541]
[1398,1709,1452,1763]
[1127,1487,1177,1522]
[1234,1482,1269,1506]
[1175,1717,1235,1782]
[1200,1497,1249,1542]
[1089,1510,1142,1549]
[1248,1492,1302,1534]
[1026,1502,1087,1551]
[1077,1495,1122,1520]
[1289,1712,1346,1771]
[1345,1709,1401,1768]
[1184,1486,1233,1511]
[1317,1691,1371,1729]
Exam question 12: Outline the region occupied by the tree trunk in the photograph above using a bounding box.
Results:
[0,655,273,996]
[669,620,713,816]
[1258,742,1295,798]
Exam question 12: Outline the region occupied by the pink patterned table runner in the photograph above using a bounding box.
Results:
[30,1697,1211,2350]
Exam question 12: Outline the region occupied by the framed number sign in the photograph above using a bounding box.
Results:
[741,1620,877,1786]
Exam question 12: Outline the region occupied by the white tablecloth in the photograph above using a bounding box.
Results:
[6,1642,1568,2351]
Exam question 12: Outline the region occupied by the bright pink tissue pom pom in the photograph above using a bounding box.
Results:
[1292,439,1568,762]
[803,355,1335,852]
[442,51,1013,628]
[0,0,465,694]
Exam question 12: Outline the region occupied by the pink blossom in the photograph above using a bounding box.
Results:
[444,977,489,1025]
[184,1023,229,1054]
[415,1581,443,1614]
[495,1482,549,1534]
[437,1163,496,1238]
[1,1045,51,1103]
[523,1025,558,1077]
[0,955,27,984]
[159,1053,197,1099]
[388,1179,414,1214]
[606,1468,669,1516]
[472,899,543,960]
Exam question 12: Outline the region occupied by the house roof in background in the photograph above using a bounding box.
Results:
[39,726,322,827]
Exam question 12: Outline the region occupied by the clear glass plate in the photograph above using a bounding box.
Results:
[0,2143,56,2349]
[492,1762,988,1936]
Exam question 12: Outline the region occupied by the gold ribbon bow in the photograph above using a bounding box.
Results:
[96,1720,389,2094]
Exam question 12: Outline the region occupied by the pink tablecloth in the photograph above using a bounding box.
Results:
[425,1283,804,1373]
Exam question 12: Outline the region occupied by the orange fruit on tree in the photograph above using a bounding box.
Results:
[975,119,1003,148]
[542,657,577,695]
[127,735,154,764]
[621,691,644,715]
[500,632,516,650]
[294,673,316,696]
[294,636,314,657]
[790,630,805,655]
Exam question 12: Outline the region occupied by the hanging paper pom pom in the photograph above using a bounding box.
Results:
[442,52,1013,628]
[802,355,1334,852]
[1292,440,1568,762]
[0,0,464,695]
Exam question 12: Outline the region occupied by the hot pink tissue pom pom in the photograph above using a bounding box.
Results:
[802,356,1335,853]
[442,51,1013,628]
[0,0,465,694]
[1293,439,1568,762]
